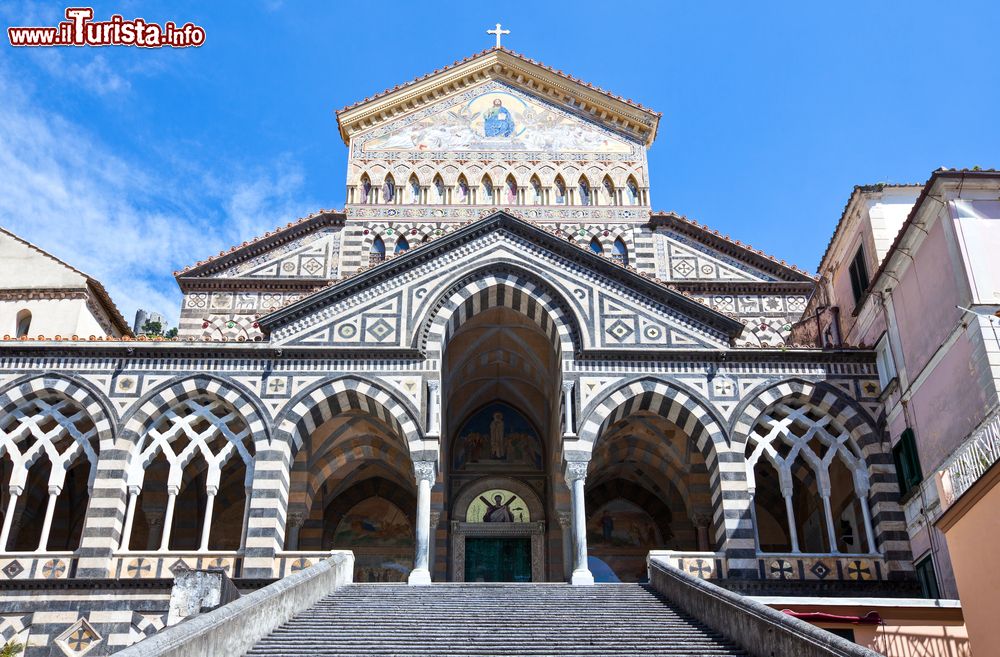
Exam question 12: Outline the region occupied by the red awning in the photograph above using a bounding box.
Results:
[781,610,882,625]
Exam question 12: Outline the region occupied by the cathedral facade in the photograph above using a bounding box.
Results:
[0,47,912,654]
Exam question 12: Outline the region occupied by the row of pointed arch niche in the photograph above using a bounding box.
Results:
[120,395,256,553]
[744,398,877,556]
[350,170,648,207]
[0,391,99,553]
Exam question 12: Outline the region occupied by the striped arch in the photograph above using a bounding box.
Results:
[730,378,911,575]
[578,377,754,572]
[121,375,269,450]
[241,376,423,576]
[417,266,581,363]
[0,373,114,448]
[274,376,422,456]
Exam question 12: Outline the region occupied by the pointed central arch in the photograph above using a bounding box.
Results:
[416,265,582,364]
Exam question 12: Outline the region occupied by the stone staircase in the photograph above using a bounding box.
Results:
[246,582,749,657]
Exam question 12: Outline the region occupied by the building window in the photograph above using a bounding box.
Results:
[589,237,603,256]
[554,177,566,205]
[848,245,870,305]
[369,236,386,266]
[15,309,31,338]
[394,237,409,255]
[875,334,897,389]
[892,428,922,498]
[915,554,940,599]
[611,238,628,267]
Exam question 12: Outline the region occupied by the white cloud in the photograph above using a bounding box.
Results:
[0,59,318,326]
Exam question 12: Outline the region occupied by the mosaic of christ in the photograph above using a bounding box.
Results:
[364,89,632,154]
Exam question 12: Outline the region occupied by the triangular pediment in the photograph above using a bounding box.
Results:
[650,213,817,284]
[336,48,660,147]
[357,80,638,158]
[175,211,344,282]
[261,212,744,352]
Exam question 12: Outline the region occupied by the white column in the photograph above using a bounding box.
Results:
[409,460,436,585]
[782,488,800,553]
[286,513,304,551]
[238,486,252,552]
[821,493,839,554]
[558,511,573,580]
[427,380,440,436]
[159,485,179,552]
[564,461,594,585]
[747,491,761,552]
[119,486,141,551]
[561,381,575,437]
[37,485,61,552]
[0,486,22,551]
[859,495,878,555]
[199,485,218,552]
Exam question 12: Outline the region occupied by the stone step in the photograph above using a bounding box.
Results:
[247,583,747,657]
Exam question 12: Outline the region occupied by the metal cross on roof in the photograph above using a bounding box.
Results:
[487,23,510,48]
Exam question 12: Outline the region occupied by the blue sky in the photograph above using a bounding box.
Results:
[2,1,998,324]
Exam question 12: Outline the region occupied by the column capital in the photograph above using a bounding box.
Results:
[287,512,305,529]
[429,511,441,529]
[556,510,573,530]
[692,512,713,529]
[561,379,575,392]
[563,460,589,483]
[413,460,437,484]
[7,485,23,497]
[427,379,440,392]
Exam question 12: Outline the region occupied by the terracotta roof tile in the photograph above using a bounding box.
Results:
[335,47,660,119]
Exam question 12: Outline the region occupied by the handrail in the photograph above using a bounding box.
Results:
[112,551,354,657]
[647,556,883,657]
[940,406,1000,506]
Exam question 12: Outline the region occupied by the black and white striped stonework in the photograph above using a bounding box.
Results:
[578,377,755,575]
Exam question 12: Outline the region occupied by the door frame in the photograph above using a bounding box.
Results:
[450,520,546,582]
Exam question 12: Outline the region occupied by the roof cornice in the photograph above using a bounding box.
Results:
[259,210,745,338]
[648,213,816,282]
[176,210,345,279]
[336,48,661,147]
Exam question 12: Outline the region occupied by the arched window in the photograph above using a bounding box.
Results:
[369,236,386,266]
[0,393,99,552]
[395,237,410,255]
[382,175,395,203]
[481,175,494,203]
[530,176,542,204]
[14,309,31,338]
[626,177,640,206]
[359,175,372,205]
[408,175,420,204]
[554,176,567,205]
[123,395,254,552]
[589,237,603,256]
[433,175,445,204]
[603,177,616,206]
[504,176,517,205]
[457,176,470,204]
[611,238,628,266]
[745,399,877,556]
[578,178,591,206]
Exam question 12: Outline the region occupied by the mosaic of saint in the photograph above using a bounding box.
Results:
[364,87,632,154]
[332,498,414,582]
[466,488,531,523]
[587,499,663,548]
[452,402,543,471]
[331,497,413,548]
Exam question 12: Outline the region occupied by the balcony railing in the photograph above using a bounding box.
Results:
[940,407,1000,507]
